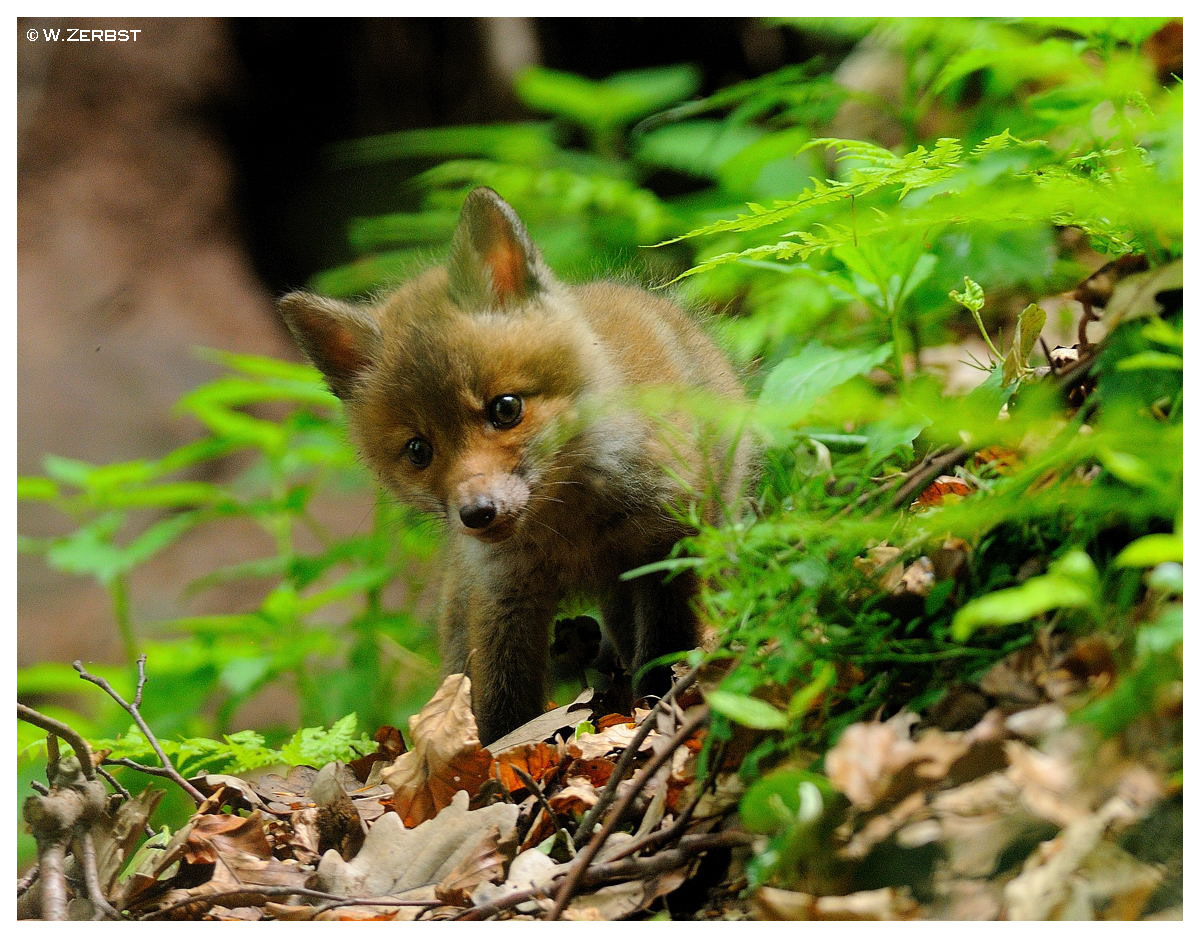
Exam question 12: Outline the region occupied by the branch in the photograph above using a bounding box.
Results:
[455,830,749,920]
[140,885,443,920]
[572,663,702,847]
[73,656,204,805]
[16,703,96,780]
[886,445,970,511]
[550,705,710,920]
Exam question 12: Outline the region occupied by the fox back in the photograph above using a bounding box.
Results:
[280,187,749,742]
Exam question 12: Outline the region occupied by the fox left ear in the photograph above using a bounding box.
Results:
[448,187,551,309]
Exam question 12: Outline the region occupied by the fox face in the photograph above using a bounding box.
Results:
[279,188,616,544]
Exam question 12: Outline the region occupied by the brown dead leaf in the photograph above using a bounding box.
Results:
[382,673,496,827]
[854,543,903,592]
[316,789,519,919]
[1004,797,1160,920]
[491,741,560,794]
[897,556,936,597]
[434,821,519,906]
[471,843,562,914]
[184,812,273,865]
[754,886,920,920]
[911,474,974,510]
[827,710,1009,812]
[348,725,408,782]
[549,778,600,816]
[569,719,657,761]
[562,867,688,921]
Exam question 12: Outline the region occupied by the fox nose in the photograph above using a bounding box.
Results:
[459,499,497,530]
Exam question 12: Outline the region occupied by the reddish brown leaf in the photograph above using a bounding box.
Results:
[382,673,495,827]
[348,725,408,782]
[911,475,974,509]
[491,741,560,793]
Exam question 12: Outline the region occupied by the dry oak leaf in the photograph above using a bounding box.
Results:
[487,687,594,753]
[315,789,519,920]
[382,673,495,827]
[1004,796,1161,921]
[183,812,273,865]
[753,886,920,921]
[569,718,658,761]
[434,821,519,906]
[826,710,1008,811]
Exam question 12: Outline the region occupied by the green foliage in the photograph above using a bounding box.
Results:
[19,349,442,744]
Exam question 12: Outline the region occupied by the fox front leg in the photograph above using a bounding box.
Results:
[460,587,556,745]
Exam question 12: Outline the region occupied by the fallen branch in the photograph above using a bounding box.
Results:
[572,663,702,847]
[550,705,710,920]
[139,885,443,920]
[455,829,749,920]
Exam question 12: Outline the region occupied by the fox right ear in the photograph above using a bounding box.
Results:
[278,292,380,399]
[448,187,550,310]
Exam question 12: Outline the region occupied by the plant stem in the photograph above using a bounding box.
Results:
[110,573,139,665]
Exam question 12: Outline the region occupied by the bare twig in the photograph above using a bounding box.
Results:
[887,445,970,511]
[102,756,180,780]
[30,780,50,797]
[584,829,750,882]
[16,863,39,897]
[140,885,443,920]
[511,765,575,857]
[73,657,204,805]
[602,738,730,864]
[17,703,96,780]
[550,705,710,920]
[572,663,702,847]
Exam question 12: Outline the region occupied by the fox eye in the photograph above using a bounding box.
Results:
[404,437,433,469]
[488,394,523,429]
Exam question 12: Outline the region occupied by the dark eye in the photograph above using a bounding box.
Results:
[488,394,523,429]
[405,437,433,469]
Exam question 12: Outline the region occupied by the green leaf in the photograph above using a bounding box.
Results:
[1002,302,1047,386]
[279,714,368,766]
[1097,448,1156,488]
[740,768,833,834]
[760,342,893,418]
[1114,533,1183,567]
[706,690,788,730]
[1116,351,1184,371]
[952,549,1099,640]
[17,477,59,501]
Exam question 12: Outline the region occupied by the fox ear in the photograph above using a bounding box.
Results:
[448,187,550,309]
[278,292,380,399]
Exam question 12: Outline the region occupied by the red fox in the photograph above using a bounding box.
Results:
[280,187,750,744]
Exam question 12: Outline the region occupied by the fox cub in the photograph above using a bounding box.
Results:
[280,187,749,744]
